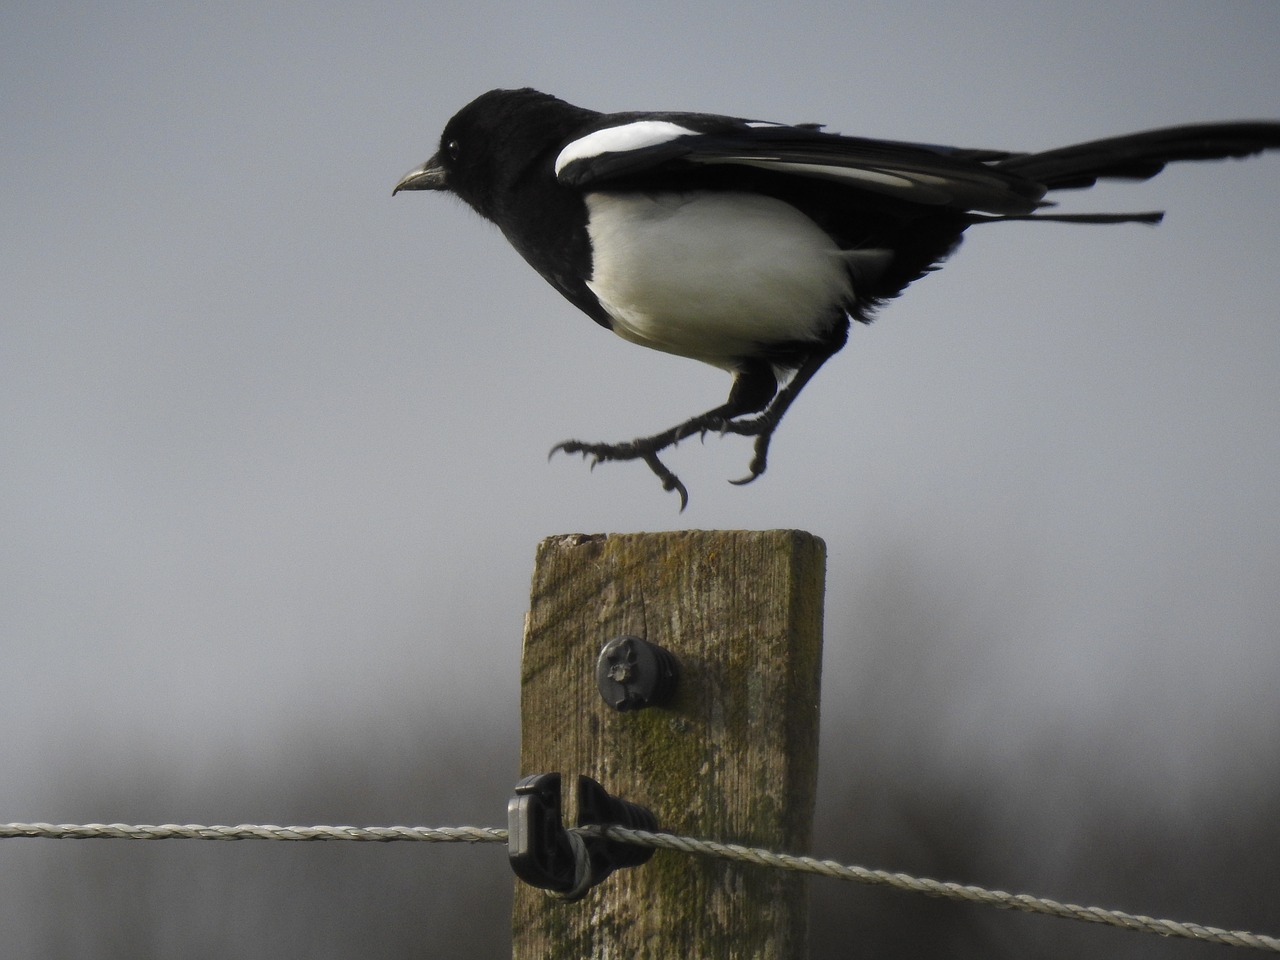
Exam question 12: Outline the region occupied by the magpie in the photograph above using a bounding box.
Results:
[394,88,1280,508]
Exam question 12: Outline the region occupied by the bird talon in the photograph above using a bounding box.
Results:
[643,453,689,511]
[730,434,772,485]
[548,441,577,462]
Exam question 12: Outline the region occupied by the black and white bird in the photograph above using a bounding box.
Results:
[394,88,1280,508]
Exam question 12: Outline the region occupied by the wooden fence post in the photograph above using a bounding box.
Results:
[514,529,826,959]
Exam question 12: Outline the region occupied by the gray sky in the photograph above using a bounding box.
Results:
[3,0,1279,838]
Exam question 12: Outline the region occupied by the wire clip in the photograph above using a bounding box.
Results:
[507,773,657,900]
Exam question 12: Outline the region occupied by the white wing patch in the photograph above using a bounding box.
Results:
[555,121,700,177]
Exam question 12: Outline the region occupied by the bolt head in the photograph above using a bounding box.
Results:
[595,635,679,712]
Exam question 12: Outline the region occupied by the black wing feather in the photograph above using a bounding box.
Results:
[555,115,1047,215]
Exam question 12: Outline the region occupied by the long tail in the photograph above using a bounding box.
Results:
[997,121,1280,191]
[972,121,1280,226]
[971,210,1166,225]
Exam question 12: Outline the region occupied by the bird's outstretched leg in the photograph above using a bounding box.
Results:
[722,346,839,485]
[551,345,840,507]
[550,360,777,510]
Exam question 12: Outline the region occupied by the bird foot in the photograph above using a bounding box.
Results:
[551,438,691,510]
[550,411,782,509]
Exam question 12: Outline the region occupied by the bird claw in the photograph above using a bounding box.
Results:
[547,385,799,508]
[727,434,771,486]
[551,437,690,510]
[641,451,689,511]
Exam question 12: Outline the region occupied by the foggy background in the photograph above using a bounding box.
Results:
[3,1,1278,956]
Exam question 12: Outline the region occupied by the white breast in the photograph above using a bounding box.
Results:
[583,191,855,368]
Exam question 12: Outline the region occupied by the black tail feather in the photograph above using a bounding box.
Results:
[998,122,1280,191]
[972,211,1166,226]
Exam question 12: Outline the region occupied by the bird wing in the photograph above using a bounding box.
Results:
[554,114,1047,216]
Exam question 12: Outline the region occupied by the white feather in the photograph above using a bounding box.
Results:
[555,121,700,177]
[583,191,855,368]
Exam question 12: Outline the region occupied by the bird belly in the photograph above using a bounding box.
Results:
[583,191,854,368]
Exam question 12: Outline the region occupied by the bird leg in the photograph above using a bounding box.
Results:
[722,347,836,486]
[551,349,838,508]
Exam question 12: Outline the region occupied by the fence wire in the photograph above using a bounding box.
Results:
[3,820,1277,953]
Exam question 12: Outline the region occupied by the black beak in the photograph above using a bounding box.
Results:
[393,153,449,195]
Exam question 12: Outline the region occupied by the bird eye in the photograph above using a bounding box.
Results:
[446,139,460,160]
